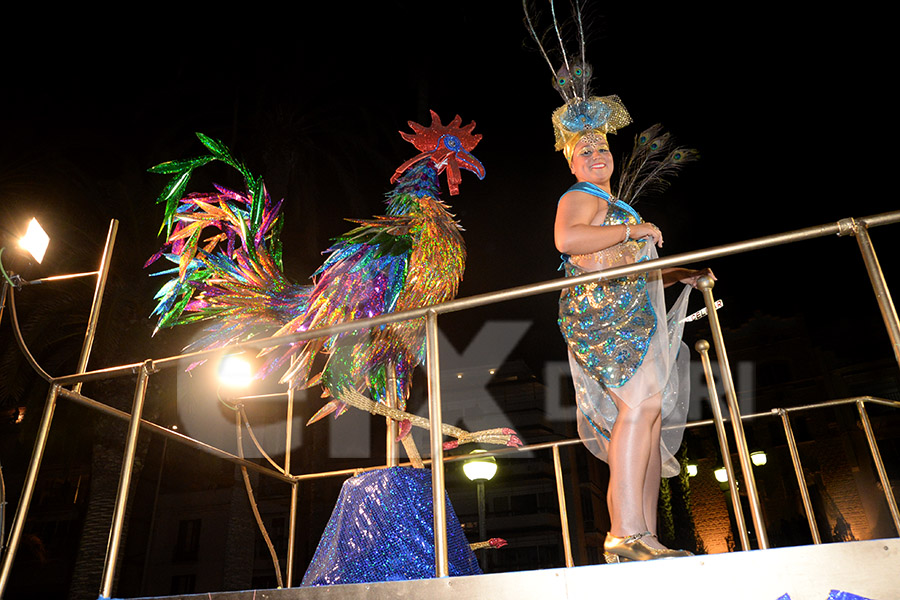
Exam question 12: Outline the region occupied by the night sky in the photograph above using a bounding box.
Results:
[1,3,896,384]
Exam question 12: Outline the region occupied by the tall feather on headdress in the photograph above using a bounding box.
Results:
[523,0,593,104]
[523,3,697,200]
[523,1,631,159]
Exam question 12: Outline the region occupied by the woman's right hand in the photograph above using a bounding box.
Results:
[631,223,663,247]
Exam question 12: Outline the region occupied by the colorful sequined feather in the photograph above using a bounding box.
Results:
[147,115,484,419]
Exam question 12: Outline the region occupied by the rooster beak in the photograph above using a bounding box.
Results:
[455,148,485,181]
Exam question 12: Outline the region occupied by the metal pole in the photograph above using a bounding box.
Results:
[695,340,750,551]
[856,400,900,534]
[99,361,151,598]
[852,223,900,369]
[386,361,400,467]
[0,278,8,328]
[56,387,293,483]
[552,445,574,567]
[73,219,118,394]
[0,281,7,554]
[284,383,294,478]
[476,480,487,571]
[286,481,298,587]
[284,374,296,587]
[775,409,821,544]
[0,384,60,596]
[425,310,449,577]
[55,212,900,389]
[697,276,769,549]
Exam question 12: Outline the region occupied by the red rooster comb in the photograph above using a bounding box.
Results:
[391,111,485,195]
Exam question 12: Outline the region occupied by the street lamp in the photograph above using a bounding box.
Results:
[1,218,50,324]
[714,467,729,483]
[463,449,497,571]
[0,218,118,596]
[18,218,49,264]
[0,217,118,393]
[750,451,767,467]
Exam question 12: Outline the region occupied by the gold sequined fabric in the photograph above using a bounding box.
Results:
[558,202,657,389]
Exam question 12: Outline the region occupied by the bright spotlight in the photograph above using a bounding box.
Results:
[218,355,253,388]
[19,218,49,264]
[714,467,728,483]
[686,464,698,477]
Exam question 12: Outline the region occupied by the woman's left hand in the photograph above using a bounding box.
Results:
[679,268,716,289]
[661,267,716,288]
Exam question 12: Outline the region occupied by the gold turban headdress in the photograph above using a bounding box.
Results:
[552,95,632,163]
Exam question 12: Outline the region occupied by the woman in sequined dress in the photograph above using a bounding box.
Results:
[556,132,709,563]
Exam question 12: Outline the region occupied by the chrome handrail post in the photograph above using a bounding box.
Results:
[386,361,400,467]
[775,408,821,543]
[0,384,61,596]
[552,445,574,567]
[695,340,750,551]
[284,372,296,587]
[850,220,900,369]
[425,310,449,577]
[697,276,769,549]
[73,219,118,394]
[856,399,900,534]
[286,481,298,587]
[99,360,152,598]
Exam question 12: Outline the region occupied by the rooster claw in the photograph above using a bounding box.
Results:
[395,419,412,442]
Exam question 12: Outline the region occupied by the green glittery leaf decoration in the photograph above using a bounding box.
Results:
[237,212,258,264]
[196,132,238,167]
[148,155,215,175]
[271,217,285,271]
[250,180,266,234]
[195,132,258,187]
[157,292,195,329]
[156,170,193,237]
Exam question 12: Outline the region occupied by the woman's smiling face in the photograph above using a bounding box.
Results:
[569,133,613,191]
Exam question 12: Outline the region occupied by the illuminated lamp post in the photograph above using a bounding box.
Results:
[0,217,118,596]
[463,449,497,571]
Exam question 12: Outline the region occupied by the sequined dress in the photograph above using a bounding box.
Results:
[558,182,691,477]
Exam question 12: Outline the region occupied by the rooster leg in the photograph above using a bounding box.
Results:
[469,538,508,551]
[337,388,522,449]
[400,436,424,469]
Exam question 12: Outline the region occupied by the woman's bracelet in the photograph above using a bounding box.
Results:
[623,223,631,242]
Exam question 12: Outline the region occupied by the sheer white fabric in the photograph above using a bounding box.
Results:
[567,242,692,477]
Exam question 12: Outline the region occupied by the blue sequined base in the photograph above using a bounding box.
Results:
[301,467,481,586]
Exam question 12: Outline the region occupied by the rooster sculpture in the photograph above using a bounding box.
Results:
[146,112,520,452]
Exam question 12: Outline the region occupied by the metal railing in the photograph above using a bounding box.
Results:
[0,211,898,597]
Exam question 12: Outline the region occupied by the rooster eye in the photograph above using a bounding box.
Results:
[442,135,462,151]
